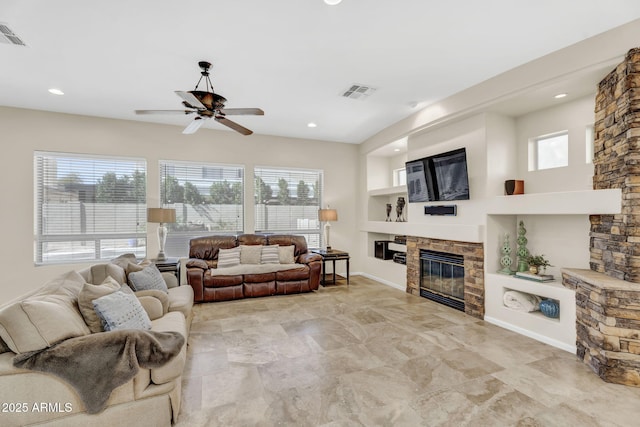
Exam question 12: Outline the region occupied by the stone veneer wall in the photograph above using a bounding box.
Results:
[563,269,640,386]
[406,236,484,319]
[572,47,640,387]
[591,47,640,281]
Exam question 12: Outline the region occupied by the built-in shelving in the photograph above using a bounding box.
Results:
[361,221,484,243]
[484,273,576,352]
[368,185,407,197]
[487,189,621,215]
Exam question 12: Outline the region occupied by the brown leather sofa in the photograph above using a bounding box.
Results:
[186,234,322,302]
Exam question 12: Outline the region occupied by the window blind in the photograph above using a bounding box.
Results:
[159,160,244,257]
[254,166,323,248]
[34,151,147,264]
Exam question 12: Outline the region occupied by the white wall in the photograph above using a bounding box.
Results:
[515,95,595,193]
[406,114,489,226]
[0,107,359,302]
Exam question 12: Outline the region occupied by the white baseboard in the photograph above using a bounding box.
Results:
[356,272,405,291]
[484,316,576,353]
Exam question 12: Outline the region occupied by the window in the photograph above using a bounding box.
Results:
[530,131,569,171]
[34,152,147,264]
[160,160,244,257]
[254,167,323,248]
[393,167,406,186]
[586,125,594,164]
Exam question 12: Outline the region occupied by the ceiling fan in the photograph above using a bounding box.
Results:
[135,61,264,135]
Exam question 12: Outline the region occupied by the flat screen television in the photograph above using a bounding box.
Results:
[405,147,470,202]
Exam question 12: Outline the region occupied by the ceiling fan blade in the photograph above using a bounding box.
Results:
[135,109,195,115]
[182,117,206,134]
[219,108,264,116]
[175,91,206,109]
[215,116,253,135]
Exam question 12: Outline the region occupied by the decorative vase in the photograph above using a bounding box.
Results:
[396,197,406,222]
[385,204,392,222]
[498,233,514,275]
[516,221,530,272]
[528,265,538,275]
[539,299,560,318]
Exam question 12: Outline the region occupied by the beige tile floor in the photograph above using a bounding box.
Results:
[176,276,640,426]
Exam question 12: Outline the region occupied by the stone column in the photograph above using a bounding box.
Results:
[591,48,640,282]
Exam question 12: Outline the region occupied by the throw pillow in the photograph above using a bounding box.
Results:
[278,245,296,264]
[240,245,262,264]
[128,264,168,293]
[110,253,137,270]
[218,247,241,268]
[0,270,90,354]
[261,245,280,264]
[92,290,151,331]
[126,258,153,274]
[78,276,121,333]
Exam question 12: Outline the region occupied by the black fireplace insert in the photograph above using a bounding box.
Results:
[420,249,465,311]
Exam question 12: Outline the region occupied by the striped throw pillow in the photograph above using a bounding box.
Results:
[217,247,241,268]
[261,245,280,264]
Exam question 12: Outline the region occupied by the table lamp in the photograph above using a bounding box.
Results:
[318,208,338,251]
[147,207,176,261]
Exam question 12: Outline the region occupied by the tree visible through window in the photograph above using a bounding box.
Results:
[34,152,147,264]
[254,167,323,248]
[160,161,244,257]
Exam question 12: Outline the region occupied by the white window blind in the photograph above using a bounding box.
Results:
[160,160,244,257]
[254,166,323,248]
[34,151,147,264]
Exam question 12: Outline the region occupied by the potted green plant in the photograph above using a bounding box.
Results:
[526,254,551,275]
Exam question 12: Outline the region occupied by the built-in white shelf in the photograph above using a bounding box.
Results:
[361,221,484,243]
[484,273,576,353]
[487,189,622,215]
[367,185,407,197]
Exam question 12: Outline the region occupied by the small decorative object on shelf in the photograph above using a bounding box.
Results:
[385,203,393,222]
[505,179,525,195]
[515,271,554,282]
[498,233,514,275]
[516,221,530,272]
[395,197,406,222]
[539,299,560,318]
[526,254,552,275]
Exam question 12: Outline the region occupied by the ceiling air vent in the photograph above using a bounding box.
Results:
[0,22,27,46]
[341,84,377,100]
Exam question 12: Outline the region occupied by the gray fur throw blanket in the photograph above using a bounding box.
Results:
[13,329,185,414]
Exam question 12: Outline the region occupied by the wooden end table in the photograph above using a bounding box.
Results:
[311,249,350,286]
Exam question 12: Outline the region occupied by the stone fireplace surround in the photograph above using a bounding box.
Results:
[406,236,484,320]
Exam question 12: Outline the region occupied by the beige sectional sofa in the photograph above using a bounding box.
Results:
[0,256,194,427]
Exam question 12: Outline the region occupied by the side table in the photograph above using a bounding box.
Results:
[311,249,350,286]
[152,258,181,285]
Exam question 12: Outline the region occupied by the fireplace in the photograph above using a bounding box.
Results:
[406,236,484,319]
[420,250,465,311]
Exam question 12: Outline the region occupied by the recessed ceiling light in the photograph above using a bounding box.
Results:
[307,122,317,128]
[554,93,567,99]
[48,88,64,96]
[394,148,401,152]
[324,0,342,5]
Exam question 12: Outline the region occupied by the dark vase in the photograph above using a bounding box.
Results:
[539,299,560,318]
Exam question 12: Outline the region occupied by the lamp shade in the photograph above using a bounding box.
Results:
[318,208,338,222]
[147,208,176,223]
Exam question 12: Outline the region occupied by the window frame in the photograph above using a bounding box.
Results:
[253,166,324,248]
[529,131,569,171]
[34,151,147,265]
[159,160,245,257]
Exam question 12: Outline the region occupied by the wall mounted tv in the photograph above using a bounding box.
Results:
[405,147,470,202]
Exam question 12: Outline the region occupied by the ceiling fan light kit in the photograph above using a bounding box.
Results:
[135,61,263,135]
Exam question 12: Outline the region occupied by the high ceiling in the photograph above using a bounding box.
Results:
[3,1,640,144]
